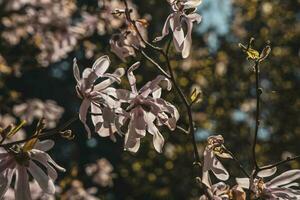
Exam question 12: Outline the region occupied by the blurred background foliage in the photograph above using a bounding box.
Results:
[0,0,299,199]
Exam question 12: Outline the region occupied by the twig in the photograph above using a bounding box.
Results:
[225,148,250,178]
[0,115,78,147]
[259,155,300,171]
[252,60,261,171]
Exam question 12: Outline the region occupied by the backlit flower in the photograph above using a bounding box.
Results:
[73,55,125,139]
[0,140,65,200]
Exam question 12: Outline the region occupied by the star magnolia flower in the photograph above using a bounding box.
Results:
[202,135,232,188]
[116,62,179,153]
[236,168,300,200]
[154,0,202,58]
[199,182,246,200]
[73,55,125,139]
[0,140,65,200]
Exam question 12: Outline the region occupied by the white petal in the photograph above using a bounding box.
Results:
[92,55,110,77]
[15,166,31,200]
[79,99,92,138]
[28,161,55,194]
[34,140,55,152]
[235,178,250,189]
[127,62,140,94]
[267,170,300,188]
[257,167,277,178]
[153,14,172,42]
[73,58,81,84]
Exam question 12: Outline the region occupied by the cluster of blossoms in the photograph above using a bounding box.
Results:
[74,56,179,153]
[1,0,141,66]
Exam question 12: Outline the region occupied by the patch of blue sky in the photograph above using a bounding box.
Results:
[197,0,233,52]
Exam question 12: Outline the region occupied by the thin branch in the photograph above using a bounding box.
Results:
[225,148,250,178]
[252,60,261,171]
[0,115,78,147]
[259,155,300,171]
[140,50,170,78]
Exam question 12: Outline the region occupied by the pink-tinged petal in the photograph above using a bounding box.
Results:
[181,13,201,58]
[30,149,63,180]
[28,161,55,194]
[91,103,103,126]
[124,121,141,153]
[132,107,147,137]
[139,75,171,98]
[31,150,65,173]
[0,169,14,198]
[93,68,125,91]
[153,13,172,42]
[170,13,185,50]
[211,155,229,181]
[33,140,55,152]
[115,89,136,101]
[152,88,162,98]
[79,99,92,138]
[235,178,250,189]
[92,55,110,77]
[183,0,202,9]
[147,117,164,153]
[127,62,140,94]
[202,149,213,188]
[267,170,300,188]
[0,157,16,173]
[15,166,31,200]
[73,58,81,84]
[257,167,277,178]
[268,187,300,199]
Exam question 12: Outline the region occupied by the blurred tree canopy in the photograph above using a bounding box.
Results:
[0,0,299,199]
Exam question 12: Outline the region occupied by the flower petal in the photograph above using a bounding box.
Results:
[257,167,277,178]
[92,55,110,77]
[28,161,55,194]
[33,140,55,152]
[267,170,300,188]
[15,166,31,200]
[79,99,92,138]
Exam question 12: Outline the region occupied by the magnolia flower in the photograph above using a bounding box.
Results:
[154,0,202,58]
[61,180,99,200]
[3,181,56,200]
[116,62,179,153]
[73,55,125,139]
[0,140,65,200]
[85,158,114,187]
[199,182,246,200]
[202,135,232,188]
[236,168,300,199]
[13,99,64,128]
[110,21,147,61]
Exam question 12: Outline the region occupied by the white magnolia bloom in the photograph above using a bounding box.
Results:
[73,55,125,139]
[13,99,64,128]
[0,140,65,200]
[85,158,114,187]
[116,62,179,153]
[236,168,300,199]
[199,182,246,200]
[61,180,99,200]
[3,181,56,200]
[154,0,202,58]
[202,135,232,188]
